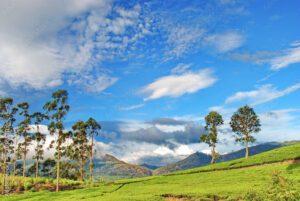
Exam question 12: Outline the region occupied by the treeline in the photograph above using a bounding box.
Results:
[200,105,261,164]
[0,90,101,193]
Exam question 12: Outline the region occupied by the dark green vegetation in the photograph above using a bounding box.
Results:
[1,90,101,194]
[1,143,300,201]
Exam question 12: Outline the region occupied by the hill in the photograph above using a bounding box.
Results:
[93,154,152,180]
[2,143,300,201]
[154,142,282,175]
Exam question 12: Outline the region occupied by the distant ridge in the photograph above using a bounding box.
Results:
[153,142,282,175]
[93,154,152,179]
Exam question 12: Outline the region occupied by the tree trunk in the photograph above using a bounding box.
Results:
[210,144,216,164]
[89,137,94,183]
[245,137,249,160]
[35,159,39,178]
[80,162,84,181]
[35,141,39,178]
[56,145,60,192]
[13,160,16,176]
[23,144,26,177]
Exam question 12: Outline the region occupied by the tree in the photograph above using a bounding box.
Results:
[43,89,70,192]
[31,112,48,178]
[41,159,56,178]
[11,133,22,176]
[230,105,261,160]
[200,111,224,164]
[17,102,32,177]
[67,121,90,181]
[86,118,101,183]
[0,97,18,194]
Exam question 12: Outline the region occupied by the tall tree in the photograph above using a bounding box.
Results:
[230,105,261,160]
[0,97,18,194]
[67,121,89,181]
[11,131,22,176]
[86,118,101,183]
[31,112,48,178]
[200,111,224,164]
[17,102,32,177]
[43,89,70,192]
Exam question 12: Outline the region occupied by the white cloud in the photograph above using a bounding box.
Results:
[205,31,244,53]
[225,83,300,105]
[141,68,217,100]
[0,1,150,93]
[165,26,205,59]
[171,63,192,74]
[119,103,145,111]
[69,73,118,93]
[258,109,300,142]
[271,42,300,70]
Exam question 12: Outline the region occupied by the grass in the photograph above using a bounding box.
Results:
[1,143,300,201]
[0,175,82,194]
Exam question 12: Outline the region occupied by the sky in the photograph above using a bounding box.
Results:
[0,0,300,166]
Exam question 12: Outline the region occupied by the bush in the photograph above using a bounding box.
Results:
[243,171,300,201]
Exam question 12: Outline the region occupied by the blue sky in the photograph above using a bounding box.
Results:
[0,0,300,165]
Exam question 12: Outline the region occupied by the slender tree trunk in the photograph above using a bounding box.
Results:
[80,162,84,181]
[2,156,6,194]
[13,160,16,176]
[35,141,39,178]
[35,159,39,178]
[56,144,60,192]
[245,136,249,160]
[23,144,26,177]
[89,137,94,183]
[211,144,216,164]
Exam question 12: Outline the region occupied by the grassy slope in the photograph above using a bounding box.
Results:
[2,143,300,201]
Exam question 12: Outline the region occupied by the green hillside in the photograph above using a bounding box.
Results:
[2,143,300,201]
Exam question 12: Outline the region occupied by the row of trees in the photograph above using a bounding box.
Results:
[0,90,101,193]
[200,105,261,164]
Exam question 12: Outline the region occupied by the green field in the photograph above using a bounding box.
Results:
[1,143,300,201]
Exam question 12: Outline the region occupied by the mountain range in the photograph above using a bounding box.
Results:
[92,142,286,179]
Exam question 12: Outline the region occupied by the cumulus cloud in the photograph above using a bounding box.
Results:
[140,69,217,100]
[205,31,245,53]
[225,83,300,105]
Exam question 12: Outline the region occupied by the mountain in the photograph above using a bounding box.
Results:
[153,152,211,175]
[153,142,282,175]
[220,142,281,162]
[141,163,160,170]
[93,154,152,180]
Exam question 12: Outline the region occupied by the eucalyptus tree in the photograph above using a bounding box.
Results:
[43,89,70,192]
[86,118,101,183]
[200,111,224,164]
[0,97,18,194]
[17,102,32,177]
[31,112,48,178]
[11,130,22,176]
[67,121,89,181]
[230,105,261,160]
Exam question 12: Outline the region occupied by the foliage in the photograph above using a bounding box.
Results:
[86,118,101,183]
[230,105,261,159]
[200,111,223,164]
[67,120,90,181]
[1,143,300,201]
[17,102,32,177]
[43,89,70,192]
